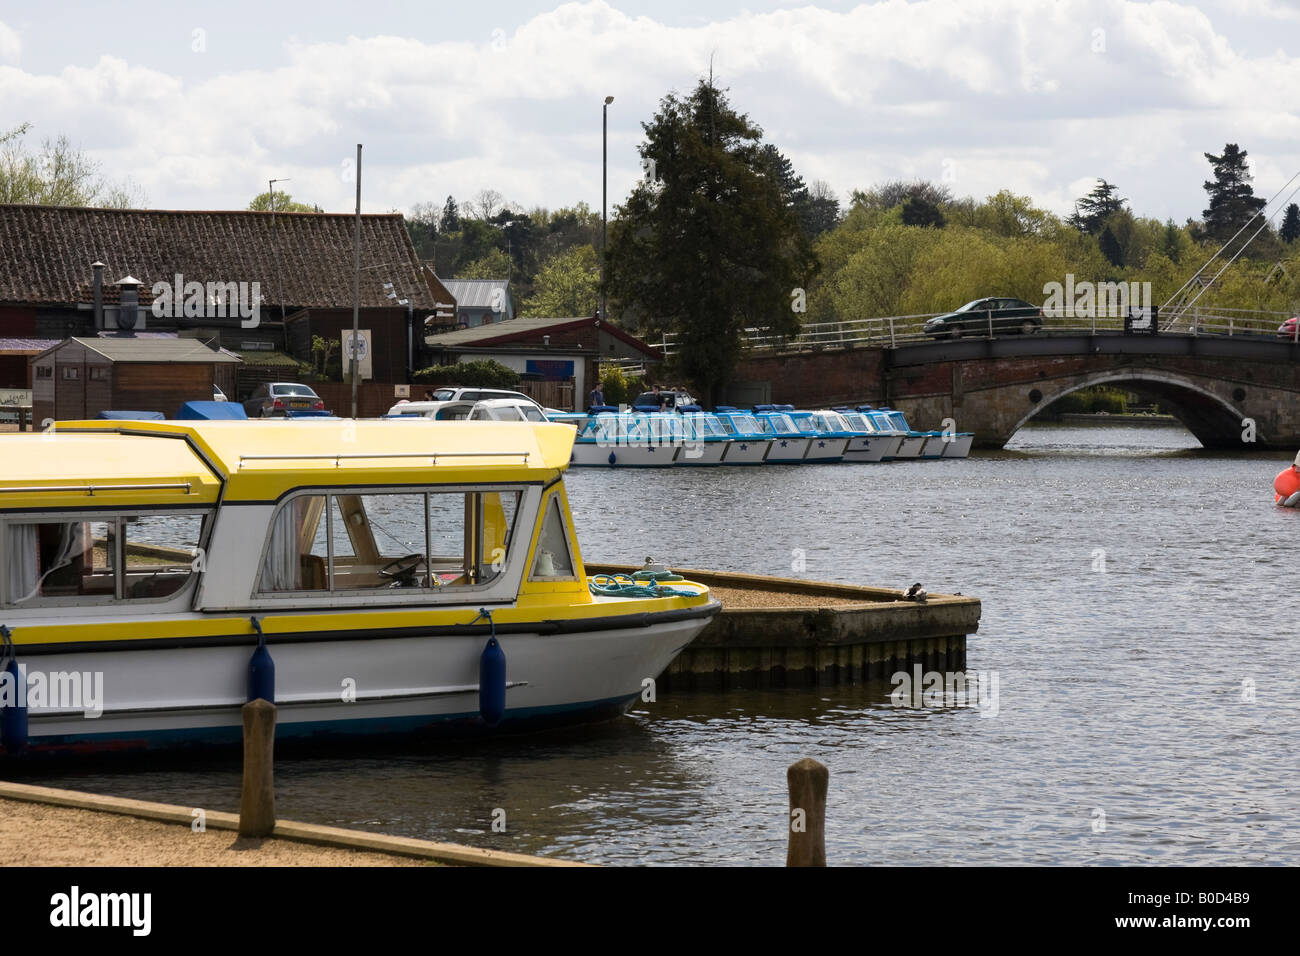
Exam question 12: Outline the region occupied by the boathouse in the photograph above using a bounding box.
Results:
[424,314,664,409]
[30,335,241,424]
[0,204,449,398]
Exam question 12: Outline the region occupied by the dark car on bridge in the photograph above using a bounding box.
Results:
[924,298,1043,338]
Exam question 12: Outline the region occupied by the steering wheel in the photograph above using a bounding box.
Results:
[378,553,427,586]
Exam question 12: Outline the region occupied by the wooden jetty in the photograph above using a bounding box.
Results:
[588,564,981,690]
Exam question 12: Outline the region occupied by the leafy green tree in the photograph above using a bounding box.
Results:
[455,248,513,279]
[605,80,818,405]
[827,224,941,320]
[523,246,599,317]
[248,190,319,212]
[800,180,841,238]
[1066,179,1127,235]
[1281,203,1300,244]
[901,195,945,228]
[980,189,1058,238]
[0,123,146,207]
[1202,143,1266,243]
[850,180,951,212]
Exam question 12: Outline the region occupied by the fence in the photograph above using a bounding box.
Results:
[656,305,1300,357]
[517,378,575,411]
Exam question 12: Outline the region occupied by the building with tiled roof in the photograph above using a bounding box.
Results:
[0,204,449,394]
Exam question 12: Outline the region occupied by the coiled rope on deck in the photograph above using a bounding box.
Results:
[588,574,700,599]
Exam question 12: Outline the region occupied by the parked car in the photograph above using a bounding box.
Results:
[630,388,697,411]
[1277,317,1299,340]
[411,387,536,404]
[468,398,548,422]
[387,389,543,418]
[923,298,1044,338]
[242,382,324,418]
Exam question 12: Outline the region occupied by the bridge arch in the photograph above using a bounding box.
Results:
[1009,369,1251,448]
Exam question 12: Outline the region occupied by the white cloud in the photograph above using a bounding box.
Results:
[0,1,1297,224]
[0,20,19,64]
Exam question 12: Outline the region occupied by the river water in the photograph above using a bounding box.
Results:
[19,424,1300,866]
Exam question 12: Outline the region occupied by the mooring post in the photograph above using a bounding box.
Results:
[786,757,828,866]
[238,698,276,837]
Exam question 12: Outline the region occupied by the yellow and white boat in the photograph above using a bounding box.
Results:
[0,419,719,755]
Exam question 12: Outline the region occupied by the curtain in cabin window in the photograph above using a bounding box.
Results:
[10,522,85,604]
[262,504,299,591]
[6,524,39,604]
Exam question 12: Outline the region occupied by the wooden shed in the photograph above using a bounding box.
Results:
[30,336,241,424]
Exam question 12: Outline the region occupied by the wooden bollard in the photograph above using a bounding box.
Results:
[238,698,276,837]
[786,758,828,867]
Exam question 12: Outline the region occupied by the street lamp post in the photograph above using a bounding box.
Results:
[602,95,613,323]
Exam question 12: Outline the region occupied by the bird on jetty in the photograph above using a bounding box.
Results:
[904,583,928,603]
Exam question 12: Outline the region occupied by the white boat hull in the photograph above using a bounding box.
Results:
[677,440,729,466]
[891,436,926,459]
[940,434,974,458]
[803,437,849,463]
[570,442,680,467]
[10,610,714,752]
[842,435,897,463]
[764,437,811,463]
[919,435,948,459]
[720,438,770,464]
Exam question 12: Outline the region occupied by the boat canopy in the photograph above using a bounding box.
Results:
[4,420,577,507]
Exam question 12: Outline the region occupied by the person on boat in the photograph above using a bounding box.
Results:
[1275,451,1300,506]
[588,384,605,409]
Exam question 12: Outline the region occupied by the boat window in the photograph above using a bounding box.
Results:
[522,407,546,422]
[530,495,575,580]
[717,417,737,435]
[258,489,522,594]
[123,514,204,599]
[3,512,207,605]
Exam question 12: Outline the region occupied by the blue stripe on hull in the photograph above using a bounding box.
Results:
[3,693,639,758]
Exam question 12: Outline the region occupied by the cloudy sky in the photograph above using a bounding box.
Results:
[1,0,1298,223]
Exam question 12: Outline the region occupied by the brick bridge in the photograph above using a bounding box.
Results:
[728,332,1300,449]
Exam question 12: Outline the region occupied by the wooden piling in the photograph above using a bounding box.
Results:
[238,698,276,838]
[786,757,828,867]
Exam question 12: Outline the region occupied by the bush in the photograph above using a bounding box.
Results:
[598,366,643,406]
[1045,386,1127,415]
[413,359,520,388]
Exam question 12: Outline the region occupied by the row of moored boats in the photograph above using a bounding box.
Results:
[549,404,973,467]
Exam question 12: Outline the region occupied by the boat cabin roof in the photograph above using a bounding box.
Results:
[0,419,577,509]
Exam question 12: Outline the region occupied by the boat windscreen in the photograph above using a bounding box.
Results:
[698,415,726,438]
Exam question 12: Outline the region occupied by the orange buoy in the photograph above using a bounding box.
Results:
[1274,467,1300,505]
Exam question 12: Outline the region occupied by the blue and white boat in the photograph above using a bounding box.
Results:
[552,408,682,467]
[858,407,919,460]
[835,409,904,463]
[788,410,851,463]
[749,406,811,463]
[712,409,772,464]
[877,408,972,460]
[677,407,731,466]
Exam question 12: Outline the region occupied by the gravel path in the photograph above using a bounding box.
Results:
[0,798,421,866]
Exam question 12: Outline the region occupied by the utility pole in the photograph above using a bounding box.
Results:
[350,145,362,419]
[602,95,613,322]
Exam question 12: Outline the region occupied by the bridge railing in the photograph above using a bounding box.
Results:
[656,306,1300,356]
